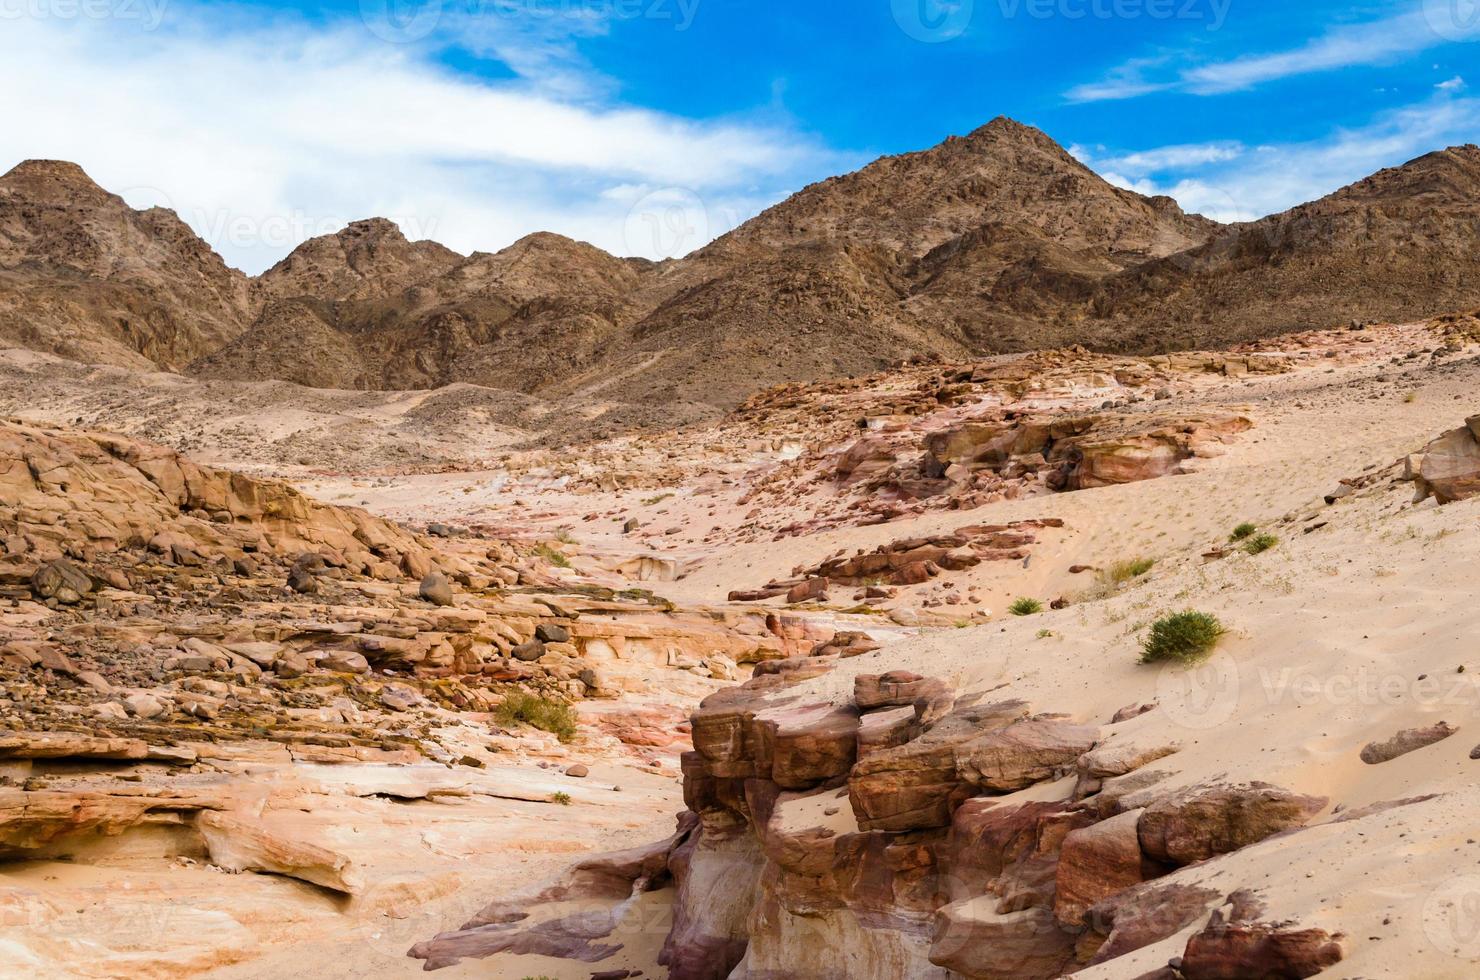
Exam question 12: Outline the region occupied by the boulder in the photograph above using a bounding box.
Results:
[419,571,454,606]
[30,559,93,605]
[1136,782,1327,866]
[1360,722,1457,764]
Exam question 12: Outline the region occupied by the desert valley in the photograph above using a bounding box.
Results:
[7,115,1480,980]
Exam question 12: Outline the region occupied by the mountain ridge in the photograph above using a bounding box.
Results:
[5,122,1480,430]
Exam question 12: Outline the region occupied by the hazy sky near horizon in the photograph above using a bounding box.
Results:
[3,0,1478,272]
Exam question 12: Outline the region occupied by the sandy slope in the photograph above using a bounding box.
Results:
[312,324,1480,976]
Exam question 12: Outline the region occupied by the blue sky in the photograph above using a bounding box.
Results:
[2,0,1477,271]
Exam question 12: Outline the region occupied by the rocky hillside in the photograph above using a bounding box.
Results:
[0,160,254,370]
[1084,144,1480,350]
[8,125,1480,423]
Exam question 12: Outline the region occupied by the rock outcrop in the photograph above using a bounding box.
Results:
[653,668,1333,979]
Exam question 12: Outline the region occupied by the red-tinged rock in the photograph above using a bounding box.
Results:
[854,671,952,712]
[856,706,921,761]
[785,577,828,603]
[1086,881,1221,965]
[753,701,860,790]
[1136,782,1328,866]
[939,799,1081,903]
[954,717,1099,792]
[849,700,1031,832]
[835,437,898,485]
[894,560,934,585]
[929,900,1076,980]
[1179,907,1345,979]
[1053,808,1148,928]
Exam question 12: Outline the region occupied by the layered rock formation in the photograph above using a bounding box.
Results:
[568,663,1342,979]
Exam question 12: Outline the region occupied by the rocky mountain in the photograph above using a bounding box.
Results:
[7,124,1480,424]
[195,224,648,392]
[0,160,254,370]
[1081,143,1480,350]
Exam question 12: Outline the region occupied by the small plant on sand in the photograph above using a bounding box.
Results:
[495,692,578,743]
[1140,611,1226,665]
[549,792,572,806]
[1229,523,1258,542]
[1102,557,1155,586]
[1404,391,1418,404]
[1036,628,1054,639]
[532,543,571,568]
[1243,532,1278,556]
[1009,597,1044,617]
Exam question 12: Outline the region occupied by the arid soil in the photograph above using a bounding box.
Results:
[6,309,1480,977]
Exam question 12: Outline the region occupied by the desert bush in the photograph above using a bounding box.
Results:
[1243,532,1278,555]
[1102,557,1155,586]
[549,792,572,806]
[1008,597,1044,616]
[1140,610,1226,664]
[532,543,571,568]
[495,692,578,743]
[1229,523,1258,541]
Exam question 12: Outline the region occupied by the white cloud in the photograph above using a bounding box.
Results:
[1090,94,1480,222]
[1088,141,1246,176]
[0,7,842,273]
[1070,10,1471,102]
[1438,75,1467,91]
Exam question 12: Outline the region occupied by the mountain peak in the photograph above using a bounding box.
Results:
[338,217,409,242]
[0,159,111,203]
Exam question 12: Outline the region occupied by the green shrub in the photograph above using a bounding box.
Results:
[495,693,578,743]
[1102,557,1155,586]
[1008,597,1044,617]
[1140,611,1226,665]
[532,543,571,568]
[549,792,572,806]
[1229,523,1258,542]
[1243,533,1278,555]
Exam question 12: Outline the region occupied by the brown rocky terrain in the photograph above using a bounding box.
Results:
[12,111,1480,980]
[7,311,1480,977]
[0,160,254,370]
[10,122,1480,430]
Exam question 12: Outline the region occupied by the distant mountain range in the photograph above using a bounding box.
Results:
[5,117,1480,423]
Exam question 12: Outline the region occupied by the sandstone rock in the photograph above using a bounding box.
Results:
[1179,896,1345,979]
[1360,721,1457,764]
[30,558,93,604]
[1087,880,1221,965]
[1136,782,1328,866]
[197,811,361,894]
[419,571,454,606]
[379,684,423,712]
[955,717,1099,792]
[849,699,1030,832]
[929,900,1076,979]
[123,692,167,719]
[319,651,370,675]
[1053,808,1148,928]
